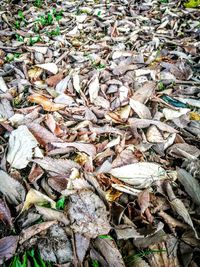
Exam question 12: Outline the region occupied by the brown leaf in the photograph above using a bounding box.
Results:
[35,205,70,225]
[46,72,64,87]
[52,142,96,157]
[33,156,80,176]
[27,94,65,111]
[0,236,18,264]
[27,122,61,146]
[19,221,57,244]
[93,237,125,267]
[167,143,200,159]
[0,199,13,228]
[137,189,150,214]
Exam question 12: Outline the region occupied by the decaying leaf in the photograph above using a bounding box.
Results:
[68,187,110,238]
[7,125,41,169]
[0,236,18,264]
[166,182,199,239]
[28,94,65,111]
[38,224,73,264]
[0,170,25,205]
[46,72,64,87]
[167,143,200,159]
[89,74,99,103]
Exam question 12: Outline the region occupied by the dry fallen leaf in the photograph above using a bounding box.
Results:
[0,170,26,205]
[36,63,58,74]
[46,72,64,87]
[110,162,167,188]
[0,199,13,228]
[7,125,41,169]
[67,186,110,238]
[22,188,56,212]
[0,236,18,264]
[27,94,65,111]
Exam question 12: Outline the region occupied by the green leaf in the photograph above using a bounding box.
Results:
[56,196,65,210]
[184,0,200,7]
[92,260,100,267]
[18,10,25,20]
[98,235,113,240]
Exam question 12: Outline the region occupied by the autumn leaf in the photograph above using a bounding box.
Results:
[27,94,65,111]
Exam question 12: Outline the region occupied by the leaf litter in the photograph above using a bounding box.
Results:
[0,0,200,266]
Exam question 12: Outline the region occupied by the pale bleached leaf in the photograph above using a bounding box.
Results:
[110,162,167,188]
[89,74,99,103]
[129,98,151,119]
[36,63,58,74]
[7,125,41,169]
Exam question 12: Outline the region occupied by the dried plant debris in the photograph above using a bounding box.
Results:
[0,0,200,265]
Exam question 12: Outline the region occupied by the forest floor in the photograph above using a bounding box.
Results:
[0,0,200,266]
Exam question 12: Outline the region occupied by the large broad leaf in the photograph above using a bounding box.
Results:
[110,162,167,188]
[7,125,41,169]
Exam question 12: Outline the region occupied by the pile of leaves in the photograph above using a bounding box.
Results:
[0,0,200,266]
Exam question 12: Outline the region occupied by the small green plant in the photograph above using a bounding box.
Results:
[9,248,51,267]
[14,10,26,29]
[48,26,61,36]
[56,196,65,210]
[91,260,100,267]
[28,36,42,46]
[5,53,21,62]
[15,34,24,42]
[98,235,113,240]
[184,0,200,7]
[34,0,42,8]
[124,249,166,264]
[157,81,165,91]
[52,8,64,21]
